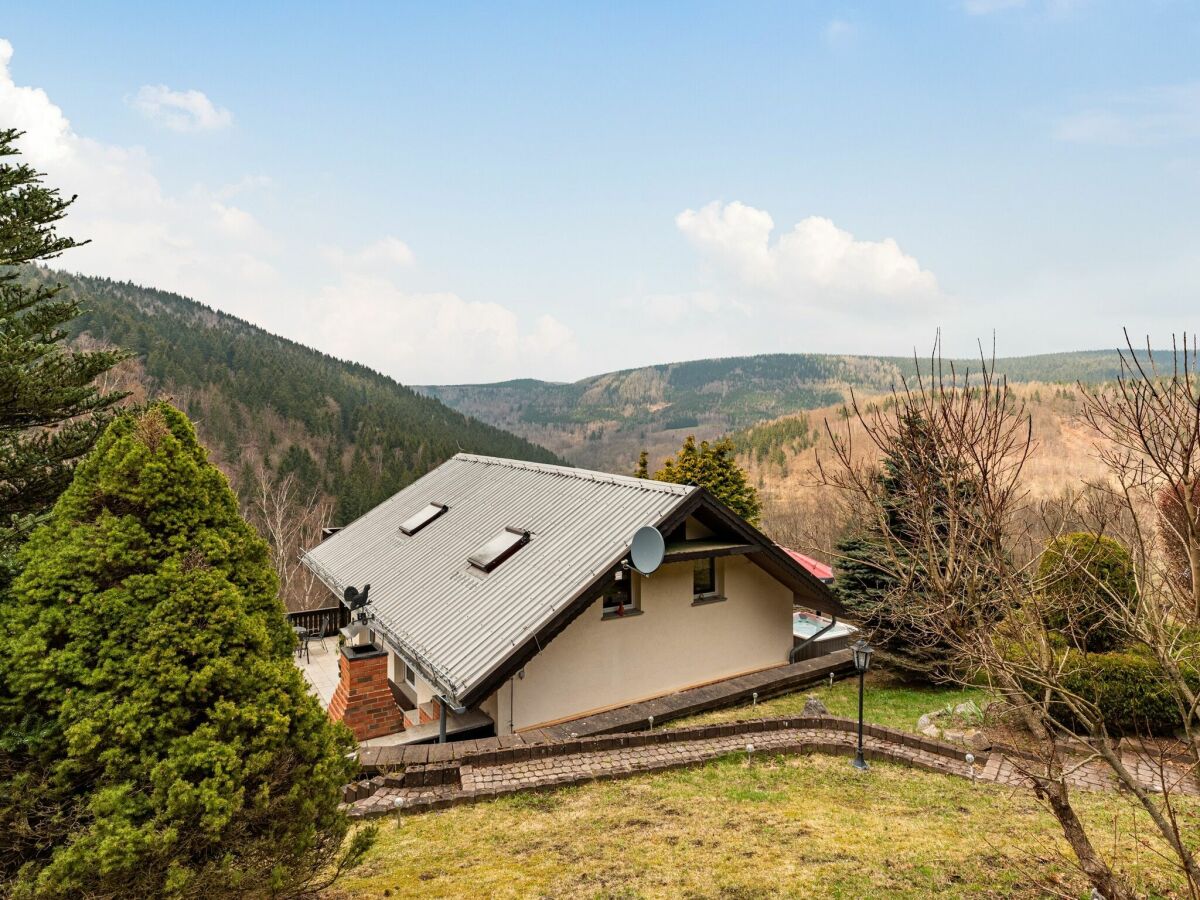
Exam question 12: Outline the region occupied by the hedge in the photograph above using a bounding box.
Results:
[1058,646,1195,735]
[1038,533,1138,653]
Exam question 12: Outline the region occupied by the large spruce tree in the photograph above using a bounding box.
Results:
[0,128,127,572]
[0,403,366,897]
[654,435,762,525]
[833,411,981,682]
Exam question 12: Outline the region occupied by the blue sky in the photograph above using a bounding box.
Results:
[3,2,1198,383]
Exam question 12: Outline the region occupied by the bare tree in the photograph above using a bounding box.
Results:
[1072,333,1200,891]
[245,466,333,613]
[816,338,1147,899]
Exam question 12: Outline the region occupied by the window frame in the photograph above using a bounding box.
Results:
[467,526,530,573]
[692,556,723,603]
[601,571,640,619]
[399,502,448,536]
[404,661,417,688]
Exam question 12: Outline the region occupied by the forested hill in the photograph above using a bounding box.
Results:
[57,271,562,522]
[416,349,1139,472]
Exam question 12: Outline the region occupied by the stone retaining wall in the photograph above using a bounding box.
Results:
[343,714,977,806]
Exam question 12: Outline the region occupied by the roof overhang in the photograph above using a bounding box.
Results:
[663,539,757,563]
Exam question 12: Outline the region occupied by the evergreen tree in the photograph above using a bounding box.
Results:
[0,404,367,897]
[633,449,649,479]
[0,129,127,570]
[833,411,986,681]
[654,435,761,525]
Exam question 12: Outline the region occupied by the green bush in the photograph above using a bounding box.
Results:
[1058,646,1193,735]
[1038,533,1138,652]
[0,404,364,897]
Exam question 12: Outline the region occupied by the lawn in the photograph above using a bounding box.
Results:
[328,752,1188,899]
[674,668,993,733]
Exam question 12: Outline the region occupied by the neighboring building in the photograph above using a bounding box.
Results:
[780,547,835,584]
[301,453,841,742]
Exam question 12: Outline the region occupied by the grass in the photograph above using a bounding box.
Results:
[673,669,993,733]
[328,753,1191,899]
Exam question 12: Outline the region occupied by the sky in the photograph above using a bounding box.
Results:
[2,1,1198,384]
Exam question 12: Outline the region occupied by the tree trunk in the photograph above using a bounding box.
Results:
[1040,780,1136,900]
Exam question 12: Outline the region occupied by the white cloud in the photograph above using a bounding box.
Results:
[675,201,941,306]
[309,274,578,384]
[0,37,277,303]
[0,37,577,384]
[130,84,232,132]
[215,173,274,199]
[620,290,750,325]
[1054,83,1200,147]
[321,236,416,270]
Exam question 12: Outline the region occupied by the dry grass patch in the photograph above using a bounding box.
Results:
[328,754,1187,899]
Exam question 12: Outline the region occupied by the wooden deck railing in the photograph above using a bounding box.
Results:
[286,604,350,633]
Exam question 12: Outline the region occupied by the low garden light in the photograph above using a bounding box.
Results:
[851,639,873,771]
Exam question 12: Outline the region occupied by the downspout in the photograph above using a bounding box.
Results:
[437,695,469,744]
[789,615,838,663]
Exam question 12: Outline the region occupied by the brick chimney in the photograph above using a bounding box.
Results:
[328,645,405,740]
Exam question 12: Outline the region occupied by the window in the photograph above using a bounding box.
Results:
[693,557,719,600]
[601,572,639,618]
[399,503,448,536]
[404,661,416,688]
[468,527,530,572]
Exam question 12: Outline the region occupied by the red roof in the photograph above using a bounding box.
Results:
[779,546,834,583]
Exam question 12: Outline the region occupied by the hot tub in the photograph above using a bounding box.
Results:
[792,611,857,660]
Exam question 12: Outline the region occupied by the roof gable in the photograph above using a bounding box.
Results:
[302,454,693,703]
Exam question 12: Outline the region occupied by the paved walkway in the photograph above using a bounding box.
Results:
[983,746,1200,796]
[348,724,974,818]
[344,714,1200,819]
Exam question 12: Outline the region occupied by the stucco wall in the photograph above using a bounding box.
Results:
[390,649,438,707]
[501,553,793,733]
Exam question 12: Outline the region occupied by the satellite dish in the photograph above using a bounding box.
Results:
[629,526,665,575]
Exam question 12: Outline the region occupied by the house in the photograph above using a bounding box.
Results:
[300,453,842,742]
[780,547,834,584]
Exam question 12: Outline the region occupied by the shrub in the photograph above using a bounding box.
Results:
[1038,533,1138,652]
[1058,646,1191,735]
[0,404,364,897]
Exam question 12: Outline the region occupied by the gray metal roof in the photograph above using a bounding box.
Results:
[301,454,694,704]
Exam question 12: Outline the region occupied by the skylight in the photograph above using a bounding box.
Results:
[399,503,448,536]
[468,527,529,572]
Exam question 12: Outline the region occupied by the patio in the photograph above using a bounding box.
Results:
[293,637,495,746]
[295,637,340,707]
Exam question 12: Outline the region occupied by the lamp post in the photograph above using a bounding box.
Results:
[851,639,873,771]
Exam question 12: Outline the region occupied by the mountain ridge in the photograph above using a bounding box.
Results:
[414,348,1147,472]
[53,269,563,522]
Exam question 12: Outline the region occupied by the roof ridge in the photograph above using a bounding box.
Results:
[452,452,693,495]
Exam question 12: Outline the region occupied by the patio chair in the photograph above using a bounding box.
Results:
[293,624,311,663]
[313,612,335,652]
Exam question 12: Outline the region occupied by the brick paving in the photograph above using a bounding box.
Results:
[982,747,1200,796]
[344,716,978,819]
[343,714,1200,820]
